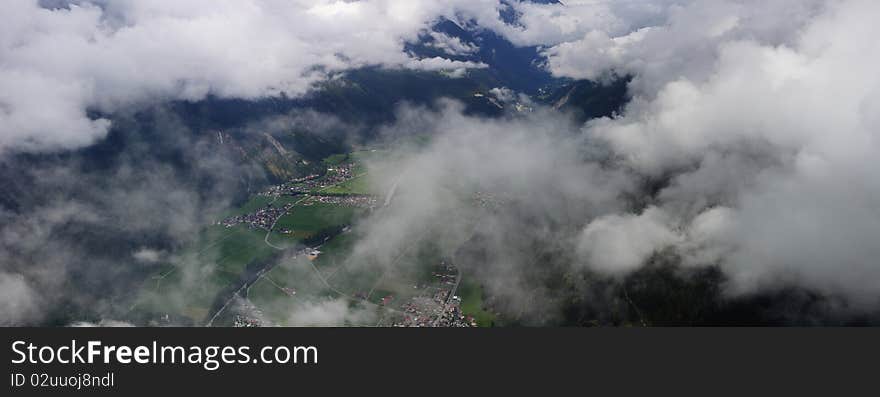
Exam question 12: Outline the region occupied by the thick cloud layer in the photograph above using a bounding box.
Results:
[0,0,723,154]
[0,0,729,154]
[3,0,880,324]
[545,0,880,304]
[349,102,635,322]
[0,0,504,153]
[351,0,880,313]
[0,107,254,325]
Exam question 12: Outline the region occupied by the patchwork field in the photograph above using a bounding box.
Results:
[131,224,277,324]
[129,149,496,327]
[275,204,359,232]
[322,175,372,195]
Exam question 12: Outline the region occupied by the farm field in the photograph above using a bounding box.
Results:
[131,224,277,324]
[271,204,363,242]
[458,277,496,327]
[321,175,372,194]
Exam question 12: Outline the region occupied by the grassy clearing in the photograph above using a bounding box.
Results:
[322,175,372,195]
[348,149,386,164]
[274,204,361,238]
[458,277,496,327]
[322,153,349,166]
[274,195,305,206]
[223,195,272,218]
[329,264,384,297]
[213,226,276,274]
[313,233,356,274]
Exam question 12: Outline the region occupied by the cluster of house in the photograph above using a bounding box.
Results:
[387,262,476,327]
[232,298,267,327]
[288,162,358,194]
[323,162,356,184]
[261,162,359,197]
[431,294,477,328]
[219,202,294,230]
[305,194,377,208]
[261,174,321,196]
[233,315,262,327]
[393,290,475,327]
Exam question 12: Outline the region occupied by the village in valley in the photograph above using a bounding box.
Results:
[132,150,496,328]
[218,161,376,232]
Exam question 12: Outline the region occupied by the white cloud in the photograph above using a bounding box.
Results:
[354,0,880,305]
[132,247,164,264]
[490,0,686,47]
[426,31,478,56]
[69,319,136,327]
[543,0,826,89]
[5,0,880,318]
[403,57,487,77]
[538,0,880,302]
[577,206,682,274]
[0,272,41,326]
[286,298,376,326]
[0,0,510,154]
